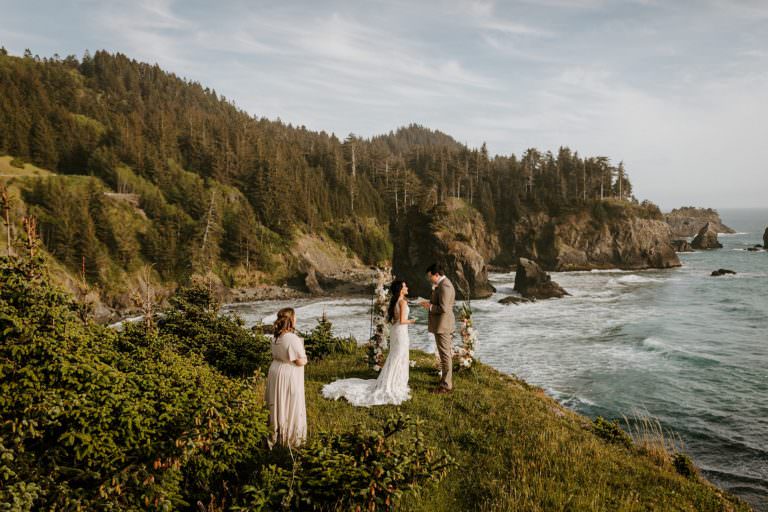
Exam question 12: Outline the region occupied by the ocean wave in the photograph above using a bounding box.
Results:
[608,274,664,286]
[640,337,720,365]
[545,388,596,408]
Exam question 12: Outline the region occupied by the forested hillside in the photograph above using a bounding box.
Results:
[0,48,650,311]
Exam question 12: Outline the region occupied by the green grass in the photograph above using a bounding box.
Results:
[0,155,54,177]
[305,350,750,511]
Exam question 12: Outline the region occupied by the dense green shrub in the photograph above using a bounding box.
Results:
[236,414,455,511]
[300,314,357,361]
[672,452,698,479]
[157,284,273,377]
[592,417,633,449]
[0,256,269,510]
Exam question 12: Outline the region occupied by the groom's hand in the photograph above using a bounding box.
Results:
[419,300,431,310]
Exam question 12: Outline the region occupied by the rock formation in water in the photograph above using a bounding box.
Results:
[711,269,736,276]
[501,207,681,271]
[499,295,536,305]
[691,222,723,250]
[664,207,735,238]
[764,227,768,249]
[513,258,568,299]
[671,240,694,253]
[393,198,498,300]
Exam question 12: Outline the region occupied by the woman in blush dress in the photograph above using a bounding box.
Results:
[266,307,307,448]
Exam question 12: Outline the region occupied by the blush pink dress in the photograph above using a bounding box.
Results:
[266,331,307,447]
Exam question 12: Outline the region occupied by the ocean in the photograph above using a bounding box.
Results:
[223,208,768,510]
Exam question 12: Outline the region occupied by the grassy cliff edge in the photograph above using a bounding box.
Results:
[306,349,749,511]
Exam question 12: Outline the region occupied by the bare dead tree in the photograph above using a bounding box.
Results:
[131,265,157,332]
[201,190,217,252]
[22,216,39,258]
[0,182,12,256]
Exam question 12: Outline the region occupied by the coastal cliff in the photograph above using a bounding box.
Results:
[311,350,751,512]
[665,207,735,238]
[393,198,498,300]
[502,201,681,271]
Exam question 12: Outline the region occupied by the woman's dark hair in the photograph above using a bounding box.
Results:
[274,307,296,340]
[387,280,406,323]
[425,263,444,276]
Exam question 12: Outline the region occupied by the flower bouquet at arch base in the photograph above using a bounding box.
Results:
[454,302,477,369]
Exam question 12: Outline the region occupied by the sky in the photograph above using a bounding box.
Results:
[1,0,767,209]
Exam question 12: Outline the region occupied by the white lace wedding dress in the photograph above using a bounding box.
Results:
[322,303,411,406]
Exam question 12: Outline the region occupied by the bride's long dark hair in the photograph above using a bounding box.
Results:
[386,280,406,323]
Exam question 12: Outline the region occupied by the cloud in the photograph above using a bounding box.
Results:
[481,20,555,36]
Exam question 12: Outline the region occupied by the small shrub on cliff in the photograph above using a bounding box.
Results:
[158,284,273,376]
[592,417,633,449]
[673,452,698,479]
[301,313,357,361]
[236,414,455,511]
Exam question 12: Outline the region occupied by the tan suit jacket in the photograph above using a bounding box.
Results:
[428,277,456,334]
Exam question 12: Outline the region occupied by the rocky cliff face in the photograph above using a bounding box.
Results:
[764,227,768,248]
[671,240,694,253]
[393,198,498,300]
[502,208,681,271]
[288,233,376,295]
[665,207,735,238]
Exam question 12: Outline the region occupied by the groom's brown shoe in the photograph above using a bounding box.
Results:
[432,387,452,395]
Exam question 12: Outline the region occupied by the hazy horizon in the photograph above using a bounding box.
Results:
[2,0,767,209]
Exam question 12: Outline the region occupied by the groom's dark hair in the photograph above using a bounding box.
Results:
[425,263,444,276]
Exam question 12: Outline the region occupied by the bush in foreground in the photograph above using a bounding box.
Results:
[236,414,455,511]
[157,284,273,377]
[1,255,448,511]
[0,255,270,509]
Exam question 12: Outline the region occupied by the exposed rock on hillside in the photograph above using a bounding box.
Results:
[289,233,377,295]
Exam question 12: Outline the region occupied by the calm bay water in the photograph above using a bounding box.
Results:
[224,208,768,510]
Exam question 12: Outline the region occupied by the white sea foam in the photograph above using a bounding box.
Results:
[608,274,664,286]
[642,336,668,350]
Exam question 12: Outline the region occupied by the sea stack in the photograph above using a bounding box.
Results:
[665,207,735,238]
[764,227,768,248]
[393,198,498,300]
[691,222,723,250]
[513,258,568,299]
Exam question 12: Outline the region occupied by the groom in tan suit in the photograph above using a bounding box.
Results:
[420,264,455,393]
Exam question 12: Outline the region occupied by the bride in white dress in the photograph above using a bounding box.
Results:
[322,280,414,406]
